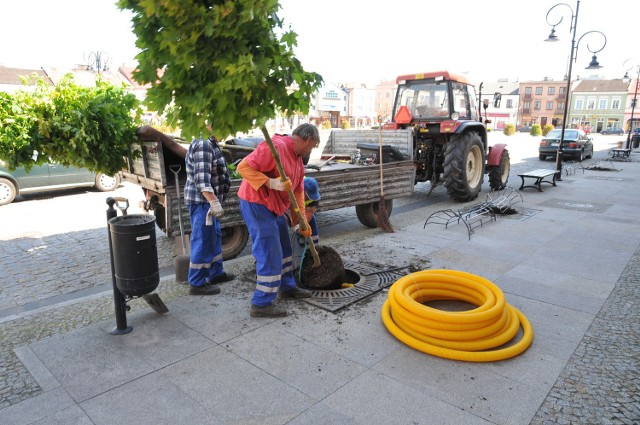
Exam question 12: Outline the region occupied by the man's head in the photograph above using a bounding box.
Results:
[292,123,320,159]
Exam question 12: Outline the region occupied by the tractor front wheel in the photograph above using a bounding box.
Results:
[488,149,510,190]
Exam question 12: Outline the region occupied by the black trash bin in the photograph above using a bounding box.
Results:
[108,214,159,297]
[632,135,640,149]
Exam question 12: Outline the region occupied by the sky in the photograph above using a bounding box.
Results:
[2,0,639,87]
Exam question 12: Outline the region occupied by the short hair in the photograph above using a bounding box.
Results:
[293,123,320,144]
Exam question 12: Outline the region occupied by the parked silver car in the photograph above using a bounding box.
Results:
[0,161,120,205]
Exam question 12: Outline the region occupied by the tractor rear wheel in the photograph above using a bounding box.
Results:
[443,132,485,202]
[488,149,510,190]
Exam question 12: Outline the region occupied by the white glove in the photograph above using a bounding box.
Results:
[206,199,223,225]
[268,178,292,191]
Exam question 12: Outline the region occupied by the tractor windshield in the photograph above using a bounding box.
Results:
[396,82,450,120]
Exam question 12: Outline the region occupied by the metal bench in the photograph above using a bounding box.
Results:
[518,169,558,192]
[610,148,632,158]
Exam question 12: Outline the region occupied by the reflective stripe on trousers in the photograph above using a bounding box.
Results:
[239,200,295,306]
[188,203,224,287]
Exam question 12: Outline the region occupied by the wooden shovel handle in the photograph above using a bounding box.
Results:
[260,126,321,267]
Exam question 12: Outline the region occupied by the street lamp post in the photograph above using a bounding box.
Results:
[545,0,606,181]
[623,61,640,150]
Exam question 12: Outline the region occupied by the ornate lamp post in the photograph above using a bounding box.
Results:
[545,0,606,180]
[84,51,111,73]
[623,60,640,149]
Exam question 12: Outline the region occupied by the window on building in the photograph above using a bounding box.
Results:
[535,87,543,95]
[546,101,553,110]
[598,99,607,109]
[587,99,596,109]
[559,87,566,95]
[575,99,583,109]
[558,101,565,110]
[325,90,338,99]
[524,87,532,95]
[506,99,513,108]
[548,87,555,95]
[534,101,541,110]
[612,99,620,109]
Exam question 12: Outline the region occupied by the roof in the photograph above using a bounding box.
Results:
[480,81,520,96]
[573,79,629,93]
[0,66,52,85]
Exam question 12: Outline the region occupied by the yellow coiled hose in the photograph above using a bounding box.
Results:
[381,269,533,362]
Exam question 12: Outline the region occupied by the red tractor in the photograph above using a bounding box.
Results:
[384,71,510,202]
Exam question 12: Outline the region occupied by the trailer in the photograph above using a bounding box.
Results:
[120,126,416,260]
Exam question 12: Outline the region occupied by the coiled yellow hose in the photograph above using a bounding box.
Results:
[381,269,533,362]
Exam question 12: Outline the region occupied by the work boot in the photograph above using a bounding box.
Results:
[189,282,221,296]
[280,286,313,299]
[250,304,288,318]
[209,272,235,285]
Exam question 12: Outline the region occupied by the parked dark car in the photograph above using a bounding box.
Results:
[539,129,594,161]
[600,127,625,135]
[517,126,532,133]
[0,161,120,205]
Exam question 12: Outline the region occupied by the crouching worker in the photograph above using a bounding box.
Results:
[303,176,321,245]
[237,124,320,318]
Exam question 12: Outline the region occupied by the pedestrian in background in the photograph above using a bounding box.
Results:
[184,135,235,295]
[237,124,320,317]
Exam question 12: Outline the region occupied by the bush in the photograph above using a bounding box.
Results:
[503,123,516,136]
[542,124,554,136]
[531,123,543,136]
[321,120,332,129]
[341,120,351,129]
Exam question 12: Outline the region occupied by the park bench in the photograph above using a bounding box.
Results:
[518,169,558,192]
[610,148,632,159]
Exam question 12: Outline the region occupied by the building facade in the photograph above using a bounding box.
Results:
[518,78,570,129]
[479,81,519,131]
[569,79,628,133]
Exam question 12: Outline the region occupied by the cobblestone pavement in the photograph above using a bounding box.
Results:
[530,246,640,425]
[1,137,638,423]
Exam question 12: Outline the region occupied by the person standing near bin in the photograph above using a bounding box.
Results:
[184,135,235,295]
[237,124,319,317]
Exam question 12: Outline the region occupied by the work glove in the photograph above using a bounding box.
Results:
[296,218,312,239]
[268,178,292,192]
[206,199,224,225]
[298,225,312,239]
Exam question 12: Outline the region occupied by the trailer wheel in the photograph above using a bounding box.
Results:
[444,132,485,202]
[356,199,393,228]
[488,150,510,190]
[222,224,249,260]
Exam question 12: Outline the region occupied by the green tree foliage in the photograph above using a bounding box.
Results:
[531,123,542,136]
[0,75,141,174]
[503,123,516,136]
[118,0,324,140]
[542,124,554,136]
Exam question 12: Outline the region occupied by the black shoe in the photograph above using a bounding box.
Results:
[250,304,288,318]
[280,286,313,299]
[209,272,235,285]
[189,283,221,295]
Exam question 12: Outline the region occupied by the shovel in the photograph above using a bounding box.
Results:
[260,126,345,289]
[170,164,190,284]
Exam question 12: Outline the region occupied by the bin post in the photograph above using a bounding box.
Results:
[106,197,132,335]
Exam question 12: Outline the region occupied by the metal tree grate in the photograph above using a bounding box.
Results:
[301,260,405,312]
